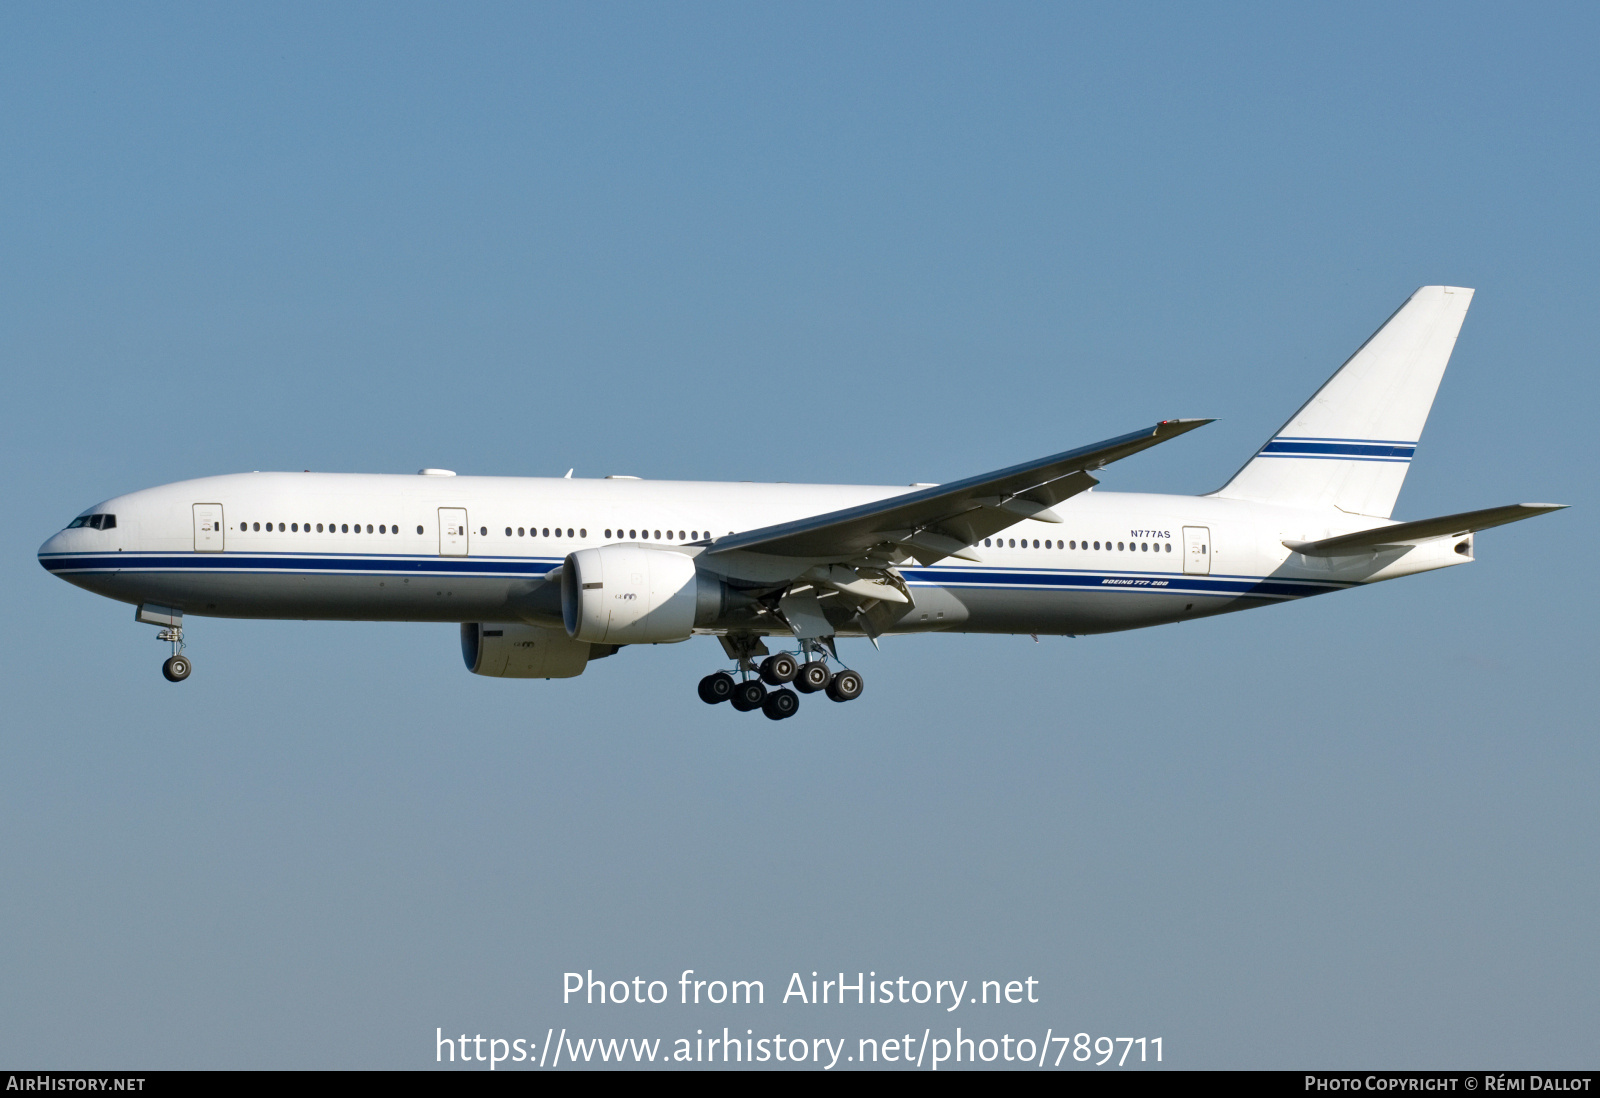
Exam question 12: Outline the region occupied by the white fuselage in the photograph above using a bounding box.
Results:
[38,470,1471,638]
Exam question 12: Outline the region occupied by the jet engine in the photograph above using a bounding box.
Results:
[561,546,729,644]
[461,622,592,678]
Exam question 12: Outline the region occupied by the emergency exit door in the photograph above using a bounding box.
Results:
[438,508,468,556]
[193,503,224,552]
[1182,526,1211,575]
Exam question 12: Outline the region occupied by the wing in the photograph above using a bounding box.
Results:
[708,419,1212,565]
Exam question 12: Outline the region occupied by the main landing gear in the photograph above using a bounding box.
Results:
[697,641,864,719]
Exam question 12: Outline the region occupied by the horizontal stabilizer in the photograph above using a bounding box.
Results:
[1284,503,1567,556]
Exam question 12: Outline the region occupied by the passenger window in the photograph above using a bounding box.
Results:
[341,524,348,533]
[505,527,512,536]
[1008,539,1015,547]
[984,538,991,546]
[1093,541,1100,550]
[1141,543,1148,551]
[1033,539,1039,548]
[479,527,487,536]
[580,529,587,538]
[416,525,424,535]
[1165,543,1172,552]
[629,529,637,539]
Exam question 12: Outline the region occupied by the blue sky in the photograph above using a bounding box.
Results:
[2,2,1595,1069]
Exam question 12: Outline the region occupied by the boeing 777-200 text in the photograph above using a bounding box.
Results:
[39,287,1565,719]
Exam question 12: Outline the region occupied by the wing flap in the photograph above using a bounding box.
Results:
[1284,502,1567,556]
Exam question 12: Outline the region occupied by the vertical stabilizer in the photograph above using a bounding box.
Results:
[1214,286,1473,517]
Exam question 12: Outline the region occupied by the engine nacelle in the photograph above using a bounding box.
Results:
[460,622,591,678]
[561,546,724,644]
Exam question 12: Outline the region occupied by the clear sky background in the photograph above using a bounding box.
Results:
[2,2,1595,1070]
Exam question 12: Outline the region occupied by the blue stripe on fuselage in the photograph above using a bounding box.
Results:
[40,552,1352,602]
[902,566,1350,601]
[38,551,562,578]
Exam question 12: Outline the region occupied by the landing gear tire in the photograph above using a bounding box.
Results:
[698,671,735,704]
[825,668,863,703]
[162,655,192,682]
[762,688,800,721]
[794,660,832,693]
[730,680,767,712]
[759,653,798,685]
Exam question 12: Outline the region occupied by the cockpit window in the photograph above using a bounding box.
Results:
[66,514,116,530]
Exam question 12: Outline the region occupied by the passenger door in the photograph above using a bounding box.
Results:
[1182,526,1211,575]
[193,504,225,552]
[439,508,468,556]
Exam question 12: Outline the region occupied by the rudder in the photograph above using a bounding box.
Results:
[1214,285,1474,517]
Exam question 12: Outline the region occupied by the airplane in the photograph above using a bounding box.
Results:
[38,286,1564,720]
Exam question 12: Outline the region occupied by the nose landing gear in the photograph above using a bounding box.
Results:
[157,625,190,681]
[138,604,191,683]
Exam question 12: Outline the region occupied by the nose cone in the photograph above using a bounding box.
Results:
[38,529,69,571]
